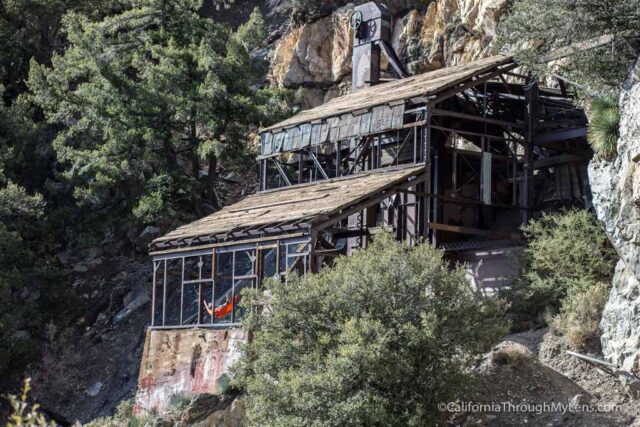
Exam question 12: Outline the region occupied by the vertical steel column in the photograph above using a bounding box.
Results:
[231,251,236,324]
[197,256,203,325]
[260,159,267,191]
[452,151,458,196]
[413,125,418,164]
[309,231,318,273]
[432,148,439,245]
[298,151,304,184]
[210,248,216,325]
[151,261,159,326]
[336,141,341,177]
[512,141,517,206]
[422,108,432,242]
[162,259,167,326]
[180,257,185,325]
[523,78,538,223]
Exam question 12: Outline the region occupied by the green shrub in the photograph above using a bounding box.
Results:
[503,210,616,330]
[492,343,533,368]
[550,282,610,351]
[168,392,192,413]
[588,95,620,159]
[234,233,508,426]
[84,399,154,427]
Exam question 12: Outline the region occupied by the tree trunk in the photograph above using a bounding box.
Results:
[208,155,220,210]
[190,114,204,216]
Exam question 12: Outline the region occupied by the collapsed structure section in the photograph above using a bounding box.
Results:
[149,166,425,328]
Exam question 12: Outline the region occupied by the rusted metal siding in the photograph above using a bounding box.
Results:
[260,104,405,156]
[134,328,247,414]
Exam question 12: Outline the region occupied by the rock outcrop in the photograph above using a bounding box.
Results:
[589,57,640,374]
[268,0,508,107]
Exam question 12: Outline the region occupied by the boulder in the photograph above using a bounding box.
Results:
[599,260,640,374]
[589,57,640,374]
[181,394,222,424]
[86,381,103,397]
[137,225,161,250]
[112,291,150,325]
[269,5,354,90]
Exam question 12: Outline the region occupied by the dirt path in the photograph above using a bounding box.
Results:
[443,329,639,426]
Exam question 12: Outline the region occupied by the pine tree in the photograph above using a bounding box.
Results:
[29,0,291,227]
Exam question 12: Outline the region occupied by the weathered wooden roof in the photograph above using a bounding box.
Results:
[151,164,425,251]
[261,54,513,133]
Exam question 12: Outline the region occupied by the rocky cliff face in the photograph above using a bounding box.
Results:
[589,57,640,374]
[268,0,508,107]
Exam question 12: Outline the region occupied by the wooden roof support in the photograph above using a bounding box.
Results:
[428,64,518,105]
[313,174,426,231]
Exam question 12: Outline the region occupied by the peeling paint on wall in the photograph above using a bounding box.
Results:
[134,328,247,414]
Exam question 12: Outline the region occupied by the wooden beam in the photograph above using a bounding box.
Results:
[427,222,523,240]
[534,153,584,169]
[534,127,587,145]
[430,125,509,142]
[431,108,524,129]
[425,193,521,210]
[403,120,427,129]
[444,147,510,161]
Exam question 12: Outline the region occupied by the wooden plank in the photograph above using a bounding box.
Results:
[261,55,514,133]
[151,165,427,251]
[150,232,307,256]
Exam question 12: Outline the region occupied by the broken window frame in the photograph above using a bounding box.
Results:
[150,236,311,330]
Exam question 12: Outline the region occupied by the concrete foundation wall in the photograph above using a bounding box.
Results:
[135,328,247,414]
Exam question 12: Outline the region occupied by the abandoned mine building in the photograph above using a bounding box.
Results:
[136,2,593,412]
